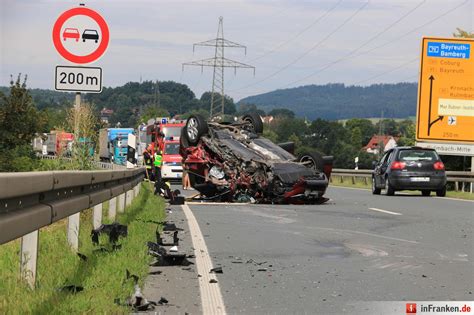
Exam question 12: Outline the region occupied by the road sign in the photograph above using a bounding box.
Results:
[416,37,474,144]
[52,6,109,64]
[416,141,474,156]
[55,66,102,92]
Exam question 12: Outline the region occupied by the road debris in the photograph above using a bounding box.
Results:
[59,285,83,294]
[91,223,128,245]
[210,267,223,274]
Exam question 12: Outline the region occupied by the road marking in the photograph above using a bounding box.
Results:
[368,207,402,216]
[186,201,250,206]
[181,204,226,314]
[329,185,369,191]
[434,196,474,203]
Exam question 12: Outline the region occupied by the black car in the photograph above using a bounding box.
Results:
[82,29,99,43]
[372,146,447,196]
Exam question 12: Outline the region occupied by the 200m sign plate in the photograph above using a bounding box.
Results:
[55,65,102,93]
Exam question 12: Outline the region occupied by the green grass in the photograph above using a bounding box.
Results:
[0,183,165,314]
[330,175,474,200]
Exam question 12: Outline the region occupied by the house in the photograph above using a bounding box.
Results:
[100,108,114,124]
[363,135,398,154]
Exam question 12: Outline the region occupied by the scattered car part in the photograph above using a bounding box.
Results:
[91,223,128,245]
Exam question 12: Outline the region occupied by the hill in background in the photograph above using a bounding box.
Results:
[238,82,418,120]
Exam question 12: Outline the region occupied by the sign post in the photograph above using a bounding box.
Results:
[415,37,474,192]
[51,4,110,252]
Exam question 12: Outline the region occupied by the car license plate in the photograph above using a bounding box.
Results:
[410,177,429,182]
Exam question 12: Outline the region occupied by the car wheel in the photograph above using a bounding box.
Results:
[372,177,381,195]
[242,113,263,134]
[95,40,98,43]
[83,39,85,42]
[298,151,324,172]
[385,177,395,196]
[185,114,208,146]
[421,190,431,196]
[436,186,446,197]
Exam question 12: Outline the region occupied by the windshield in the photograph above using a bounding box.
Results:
[164,143,180,155]
[397,149,438,161]
[161,126,182,138]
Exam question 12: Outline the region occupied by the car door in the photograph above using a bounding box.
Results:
[374,150,391,187]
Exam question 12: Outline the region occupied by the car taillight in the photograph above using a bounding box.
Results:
[391,161,406,170]
[433,161,445,170]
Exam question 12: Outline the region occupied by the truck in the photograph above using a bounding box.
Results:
[44,132,74,156]
[161,140,182,179]
[99,128,135,165]
[140,118,185,178]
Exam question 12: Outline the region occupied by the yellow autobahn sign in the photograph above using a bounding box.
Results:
[416,37,474,143]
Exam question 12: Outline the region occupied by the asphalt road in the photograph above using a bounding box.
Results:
[186,186,473,314]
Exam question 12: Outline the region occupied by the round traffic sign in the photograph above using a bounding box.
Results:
[52,7,109,64]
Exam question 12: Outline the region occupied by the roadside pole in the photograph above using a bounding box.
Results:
[67,92,81,251]
[471,157,474,193]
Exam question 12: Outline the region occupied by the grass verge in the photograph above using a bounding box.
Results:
[0,183,165,314]
[330,175,474,201]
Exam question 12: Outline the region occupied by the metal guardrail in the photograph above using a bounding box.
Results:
[331,168,474,191]
[0,168,145,288]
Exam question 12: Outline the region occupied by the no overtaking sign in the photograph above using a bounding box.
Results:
[52,6,109,93]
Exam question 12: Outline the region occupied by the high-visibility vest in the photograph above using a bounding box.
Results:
[154,153,163,167]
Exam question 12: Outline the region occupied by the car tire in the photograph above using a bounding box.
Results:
[436,186,446,197]
[421,190,431,196]
[185,114,208,146]
[385,177,395,196]
[372,177,381,195]
[298,151,324,172]
[242,113,264,134]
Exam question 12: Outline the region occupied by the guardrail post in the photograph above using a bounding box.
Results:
[455,181,459,191]
[20,230,39,289]
[93,203,103,229]
[351,176,356,185]
[67,213,80,251]
[118,193,125,213]
[108,197,117,221]
[126,189,133,206]
[340,176,344,183]
[363,177,368,185]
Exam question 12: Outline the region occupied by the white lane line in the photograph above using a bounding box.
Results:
[434,196,474,203]
[368,207,402,216]
[181,204,226,314]
[329,185,369,191]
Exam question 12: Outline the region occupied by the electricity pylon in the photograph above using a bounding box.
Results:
[182,16,255,117]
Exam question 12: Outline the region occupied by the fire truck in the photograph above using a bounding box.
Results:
[141,118,185,179]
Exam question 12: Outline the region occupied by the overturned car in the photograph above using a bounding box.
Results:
[180,113,333,204]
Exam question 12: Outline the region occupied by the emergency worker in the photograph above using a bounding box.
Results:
[154,150,163,195]
[143,147,153,180]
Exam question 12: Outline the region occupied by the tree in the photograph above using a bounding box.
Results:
[0,75,45,171]
[344,118,375,146]
[237,103,265,116]
[140,105,170,124]
[453,27,474,38]
[200,92,236,115]
[268,108,295,119]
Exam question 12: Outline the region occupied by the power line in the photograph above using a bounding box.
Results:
[182,17,255,116]
[351,57,419,85]
[249,0,344,63]
[281,0,469,88]
[230,0,369,92]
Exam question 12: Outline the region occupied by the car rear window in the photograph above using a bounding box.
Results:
[397,149,438,161]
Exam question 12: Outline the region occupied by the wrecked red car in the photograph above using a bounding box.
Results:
[180,113,333,204]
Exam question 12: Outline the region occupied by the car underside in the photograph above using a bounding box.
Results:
[180,114,333,204]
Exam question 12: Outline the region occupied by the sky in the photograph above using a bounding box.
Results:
[0,0,473,101]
